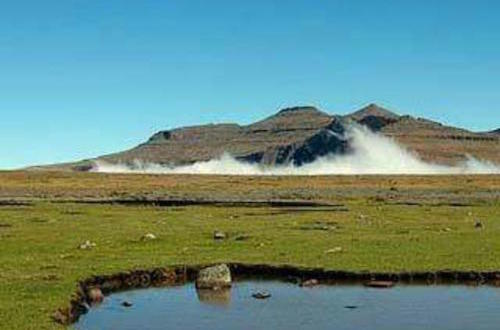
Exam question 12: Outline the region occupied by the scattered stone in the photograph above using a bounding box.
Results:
[213,231,226,240]
[252,290,272,299]
[78,240,96,250]
[87,287,104,304]
[234,234,250,241]
[121,301,133,307]
[141,233,157,241]
[364,281,395,288]
[474,219,483,229]
[300,279,319,287]
[325,247,343,254]
[196,264,232,290]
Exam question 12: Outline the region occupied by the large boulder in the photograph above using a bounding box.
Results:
[195,264,232,290]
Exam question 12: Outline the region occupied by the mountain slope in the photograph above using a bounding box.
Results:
[31,104,500,171]
[98,106,349,167]
[489,129,500,135]
[382,116,499,164]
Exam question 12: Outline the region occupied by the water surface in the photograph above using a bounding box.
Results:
[76,281,500,330]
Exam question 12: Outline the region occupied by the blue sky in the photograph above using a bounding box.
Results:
[1,0,499,169]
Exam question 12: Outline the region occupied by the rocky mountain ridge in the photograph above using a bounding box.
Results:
[34,104,500,171]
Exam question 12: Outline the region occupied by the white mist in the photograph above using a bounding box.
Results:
[93,127,500,175]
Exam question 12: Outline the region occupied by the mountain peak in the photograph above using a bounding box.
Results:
[277,106,321,115]
[347,103,400,121]
[32,103,500,171]
[250,106,332,131]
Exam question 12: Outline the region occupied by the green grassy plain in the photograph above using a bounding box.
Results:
[0,171,499,329]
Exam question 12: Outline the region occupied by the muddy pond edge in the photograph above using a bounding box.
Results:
[53,263,500,326]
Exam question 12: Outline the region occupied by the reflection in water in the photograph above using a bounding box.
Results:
[196,288,231,306]
[75,281,500,330]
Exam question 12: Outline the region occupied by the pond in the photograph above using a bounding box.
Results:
[75,280,500,330]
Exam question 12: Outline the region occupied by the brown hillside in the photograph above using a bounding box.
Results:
[32,104,500,171]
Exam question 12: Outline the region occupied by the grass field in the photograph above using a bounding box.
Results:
[0,171,499,329]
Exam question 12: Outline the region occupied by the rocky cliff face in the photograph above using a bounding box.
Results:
[43,104,499,171]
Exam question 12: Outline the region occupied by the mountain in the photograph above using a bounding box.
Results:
[98,106,348,167]
[343,103,400,131]
[489,129,500,135]
[32,104,500,171]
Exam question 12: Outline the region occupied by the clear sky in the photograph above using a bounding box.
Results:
[1,0,499,169]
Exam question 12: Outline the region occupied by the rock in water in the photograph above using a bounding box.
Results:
[87,287,104,304]
[344,305,358,310]
[252,291,272,299]
[300,279,319,287]
[195,264,232,290]
[121,301,133,307]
